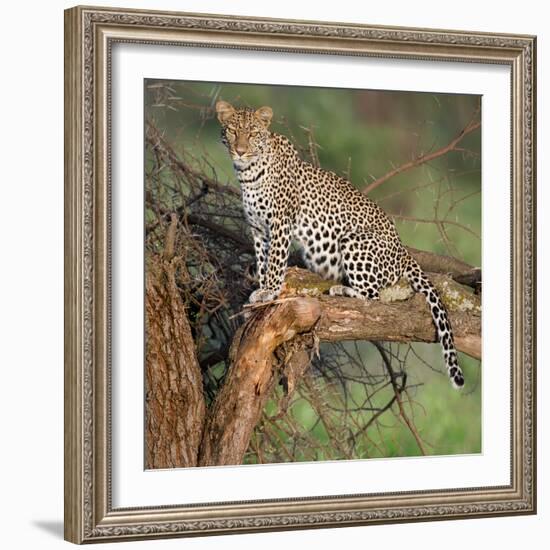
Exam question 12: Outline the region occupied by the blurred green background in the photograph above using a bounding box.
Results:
[145,79,482,460]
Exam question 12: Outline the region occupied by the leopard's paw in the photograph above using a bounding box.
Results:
[329,285,348,297]
[329,285,367,299]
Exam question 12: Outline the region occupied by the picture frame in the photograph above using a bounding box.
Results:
[64,5,536,544]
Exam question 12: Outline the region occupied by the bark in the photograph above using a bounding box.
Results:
[145,218,206,469]
[316,294,480,357]
[198,298,321,466]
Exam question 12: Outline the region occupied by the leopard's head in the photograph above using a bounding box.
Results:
[215,101,273,168]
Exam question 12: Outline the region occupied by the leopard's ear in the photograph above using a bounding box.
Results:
[215,101,235,124]
[255,106,273,128]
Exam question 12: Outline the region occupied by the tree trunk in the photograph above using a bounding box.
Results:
[145,219,206,469]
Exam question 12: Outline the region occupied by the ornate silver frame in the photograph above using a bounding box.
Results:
[64,5,536,543]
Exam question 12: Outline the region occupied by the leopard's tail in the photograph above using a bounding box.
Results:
[402,254,465,389]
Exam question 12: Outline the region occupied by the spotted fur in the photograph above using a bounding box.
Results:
[215,100,465,389]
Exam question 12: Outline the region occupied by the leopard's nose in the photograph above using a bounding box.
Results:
[235,143,248,156]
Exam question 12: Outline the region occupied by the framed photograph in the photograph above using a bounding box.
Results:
[64,5,536,544]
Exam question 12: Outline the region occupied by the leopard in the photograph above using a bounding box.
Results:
[215,100,465,389]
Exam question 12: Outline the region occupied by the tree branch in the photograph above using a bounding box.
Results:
[363,116,480,195]
[198,298,321,466]
[283,267,481,359]
[146,119,240,197]
[373,342,427,456]
[406,247,480,281]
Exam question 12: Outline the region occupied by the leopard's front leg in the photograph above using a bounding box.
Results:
[251,226,269,288]
[248,216,292,303]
